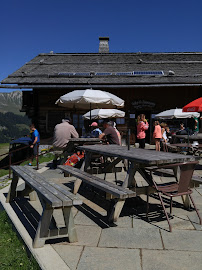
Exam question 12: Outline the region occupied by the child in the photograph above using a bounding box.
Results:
[136,114,149,149]
[153,121,162,151]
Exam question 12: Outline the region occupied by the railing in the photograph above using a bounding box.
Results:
[0,144,40,178]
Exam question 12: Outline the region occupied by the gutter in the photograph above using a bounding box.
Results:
[0,84,202,89]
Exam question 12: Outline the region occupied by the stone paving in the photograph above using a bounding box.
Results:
[1,155,202,270]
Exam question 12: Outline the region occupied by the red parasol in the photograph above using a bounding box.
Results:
[182,97,202,112]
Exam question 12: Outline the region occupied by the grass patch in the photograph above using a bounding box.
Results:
[0,153,54,179]
[0,169,9,178]
[0,210,40,270]
[0,143,9,150]
[21,152,54,167]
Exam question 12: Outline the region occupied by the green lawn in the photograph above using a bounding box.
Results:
[0,152,54,181]
[21,152,54,167]
[0,210,40,270]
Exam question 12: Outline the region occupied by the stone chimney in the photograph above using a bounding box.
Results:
[99,37,109,53]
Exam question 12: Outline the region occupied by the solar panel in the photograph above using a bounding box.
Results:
[133,71,164,75]
[95,72,112,76]
[58,72,75,76]
[115,72,133,76]
[74,72,90,76]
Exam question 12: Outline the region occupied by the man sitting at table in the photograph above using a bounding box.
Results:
[90,122,102,138]
[99,120,120,145]
[52,117,79,168]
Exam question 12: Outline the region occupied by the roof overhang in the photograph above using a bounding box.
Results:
[0,84,202,89]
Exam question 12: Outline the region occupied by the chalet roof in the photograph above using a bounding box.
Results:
[1,52,202,88]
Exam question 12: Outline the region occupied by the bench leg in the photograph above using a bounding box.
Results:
[73,179,82,194]
[122,162,137,188]
[108,199,125,223]
[33,205,53,248]
[63,206,78,242]
[6,173,19,203]
[18,184,37,201]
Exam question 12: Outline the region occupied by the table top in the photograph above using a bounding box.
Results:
[69,138,101,142]
[171,143,202,149]
[173,133,202,140]
[78,144,198,166]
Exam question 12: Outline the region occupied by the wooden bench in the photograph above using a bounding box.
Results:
[58,165,136,223]
[6,165,82,248]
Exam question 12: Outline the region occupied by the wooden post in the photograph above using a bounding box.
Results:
[6,172,19,203]
[9,152,12,178]
[63,206,78,242]
[36,143,39,170]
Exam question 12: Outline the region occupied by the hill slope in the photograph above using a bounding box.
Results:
[0,91,23,115]
[0,112,31,143]
[0,91,31,143]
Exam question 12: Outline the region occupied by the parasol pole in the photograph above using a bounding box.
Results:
[128,128,131,150]
[90,103,92,120]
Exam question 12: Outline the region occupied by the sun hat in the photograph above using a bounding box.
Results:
[90,122,98,127]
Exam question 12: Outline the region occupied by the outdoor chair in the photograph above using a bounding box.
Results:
[146,161,202,232]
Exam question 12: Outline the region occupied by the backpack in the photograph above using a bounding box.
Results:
[64,152,84,168]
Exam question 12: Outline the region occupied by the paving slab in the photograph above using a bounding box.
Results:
[69,225,102,247]
[98,226,163,249]
[114,215,133,228]
[161,229,202,251]
[188,210,202,230]
[142,249,202,270]
[52,245,83,270]
[77,246,141,270]
[74,210,100,226]
[154,214,195,230]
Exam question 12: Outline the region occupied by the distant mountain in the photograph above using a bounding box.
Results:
[0,91,31,143]
[0,112,31,143]
[0,91,23,115]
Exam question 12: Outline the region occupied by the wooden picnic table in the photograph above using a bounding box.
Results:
[171,143,202,149]
[172,133,202,143]
[65,137,101,153]
[54,137,102,164]
[169,143,202,156]
[77,144,199,189]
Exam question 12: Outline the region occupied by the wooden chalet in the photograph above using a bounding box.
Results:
[1,37,202,141]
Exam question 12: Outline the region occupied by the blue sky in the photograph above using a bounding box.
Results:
[0,0,202,92]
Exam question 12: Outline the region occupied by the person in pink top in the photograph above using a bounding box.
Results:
[136,114,149,149]
[153,121,162,151]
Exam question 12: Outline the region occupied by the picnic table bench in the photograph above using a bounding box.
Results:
[58,165,136,223]
[6,165,82,248]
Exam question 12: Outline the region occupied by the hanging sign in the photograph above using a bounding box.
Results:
[132,100,155,109]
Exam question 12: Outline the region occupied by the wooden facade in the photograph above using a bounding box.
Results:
[1,40,202,140]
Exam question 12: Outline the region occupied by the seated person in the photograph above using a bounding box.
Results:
[113,122,122,145]
[90,122,102,138]
[99,121,120,145]
[176,123,188,135]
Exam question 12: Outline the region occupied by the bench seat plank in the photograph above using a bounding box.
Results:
[15,166,73,207]
[11,166,62,208]
[21,166,82,206]
[58,165,136,199]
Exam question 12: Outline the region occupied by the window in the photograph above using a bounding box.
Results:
[73,114,84,128]
[116,118,125,125]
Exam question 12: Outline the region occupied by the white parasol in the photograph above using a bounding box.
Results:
[83,108,125,120]
[55,89,124,110]
[155,108,200,119]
